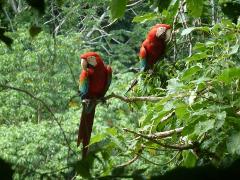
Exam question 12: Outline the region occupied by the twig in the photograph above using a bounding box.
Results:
[3,8,14,32]
[116,144,144,168]
[160,111,175,123]
[169,0,184,61]
[140,151,180,166]
[101,44,112,55]
[126,0,144,7]
[116,154,139,168]
[104,93,163,103]
[101,19,117,29]
[179,0,192,57]
[148,127,184,139]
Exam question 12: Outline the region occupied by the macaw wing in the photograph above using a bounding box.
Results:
[103,65,112,95]
[79,70,89,99]
[139,45,148,71]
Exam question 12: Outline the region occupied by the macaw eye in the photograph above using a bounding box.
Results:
[87,56,97,67]
[156,27,166,38]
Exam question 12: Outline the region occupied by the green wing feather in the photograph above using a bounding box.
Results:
[140,58,148,71]
[79,71,89,99]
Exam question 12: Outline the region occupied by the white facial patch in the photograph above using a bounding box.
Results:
[81,59,87,70]
[87,56,97,67]
[165,29,171,41]
[156,27,166,38]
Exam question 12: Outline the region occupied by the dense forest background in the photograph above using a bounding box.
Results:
[0,0,240,179]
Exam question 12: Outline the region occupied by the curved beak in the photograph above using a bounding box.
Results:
[81,59,87,70]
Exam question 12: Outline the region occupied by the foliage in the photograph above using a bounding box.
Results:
[0,0,240,179]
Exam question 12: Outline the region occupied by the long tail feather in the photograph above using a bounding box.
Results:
[77,102,96,158]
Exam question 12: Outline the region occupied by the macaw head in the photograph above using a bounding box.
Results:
[154,24,171,41]
[80,52,103,71]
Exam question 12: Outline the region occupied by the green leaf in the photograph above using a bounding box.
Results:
[175,103,189,120]
[194,119,215,135]
[181,66,201,81]
[185,52,209,62]
[106,128,117,136]
[229,44,239,55]
[182,150,197,168]
[181,27,210,36]
[227,132,240,155]
[110,0,127,19]
[186,0,204,17]
[132,13,158,23]
[181,27,196,36]
[215,111,226,129]
[217,68,240,84]
[89,134,107,145]
[167,78,184,93]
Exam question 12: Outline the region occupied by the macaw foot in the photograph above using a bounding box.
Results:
[148,69,154,75]
[82,99,91,106]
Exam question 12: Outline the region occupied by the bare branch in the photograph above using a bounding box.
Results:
[116,154,140,168]
[116,144,144,168]
[127,0,144,7]
[104,93,163,103]
[140,151,180,166]
[148,127,184,139]
[3,8,14,32]
[179,0,193,57]
[160,111,175,123]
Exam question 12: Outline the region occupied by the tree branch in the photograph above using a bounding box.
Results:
[104,93,163,103]
[123,128,193,150]
[116,154,140,168]
[148,127,184,139]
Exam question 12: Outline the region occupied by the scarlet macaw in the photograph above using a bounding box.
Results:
[139,24,171,71]
[78,52,112,158]
[126,24,171,93]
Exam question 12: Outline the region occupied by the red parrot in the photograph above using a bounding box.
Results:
[126,24,171,93]
[77,52,112,158]
[139,23,171,71]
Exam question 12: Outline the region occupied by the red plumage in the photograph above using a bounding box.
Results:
[78,52,112,158]
[125,24,171,94]
[139,24,171,70]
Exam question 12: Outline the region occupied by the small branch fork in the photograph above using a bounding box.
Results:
[115,127,187,168]
[122,128,193,151]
